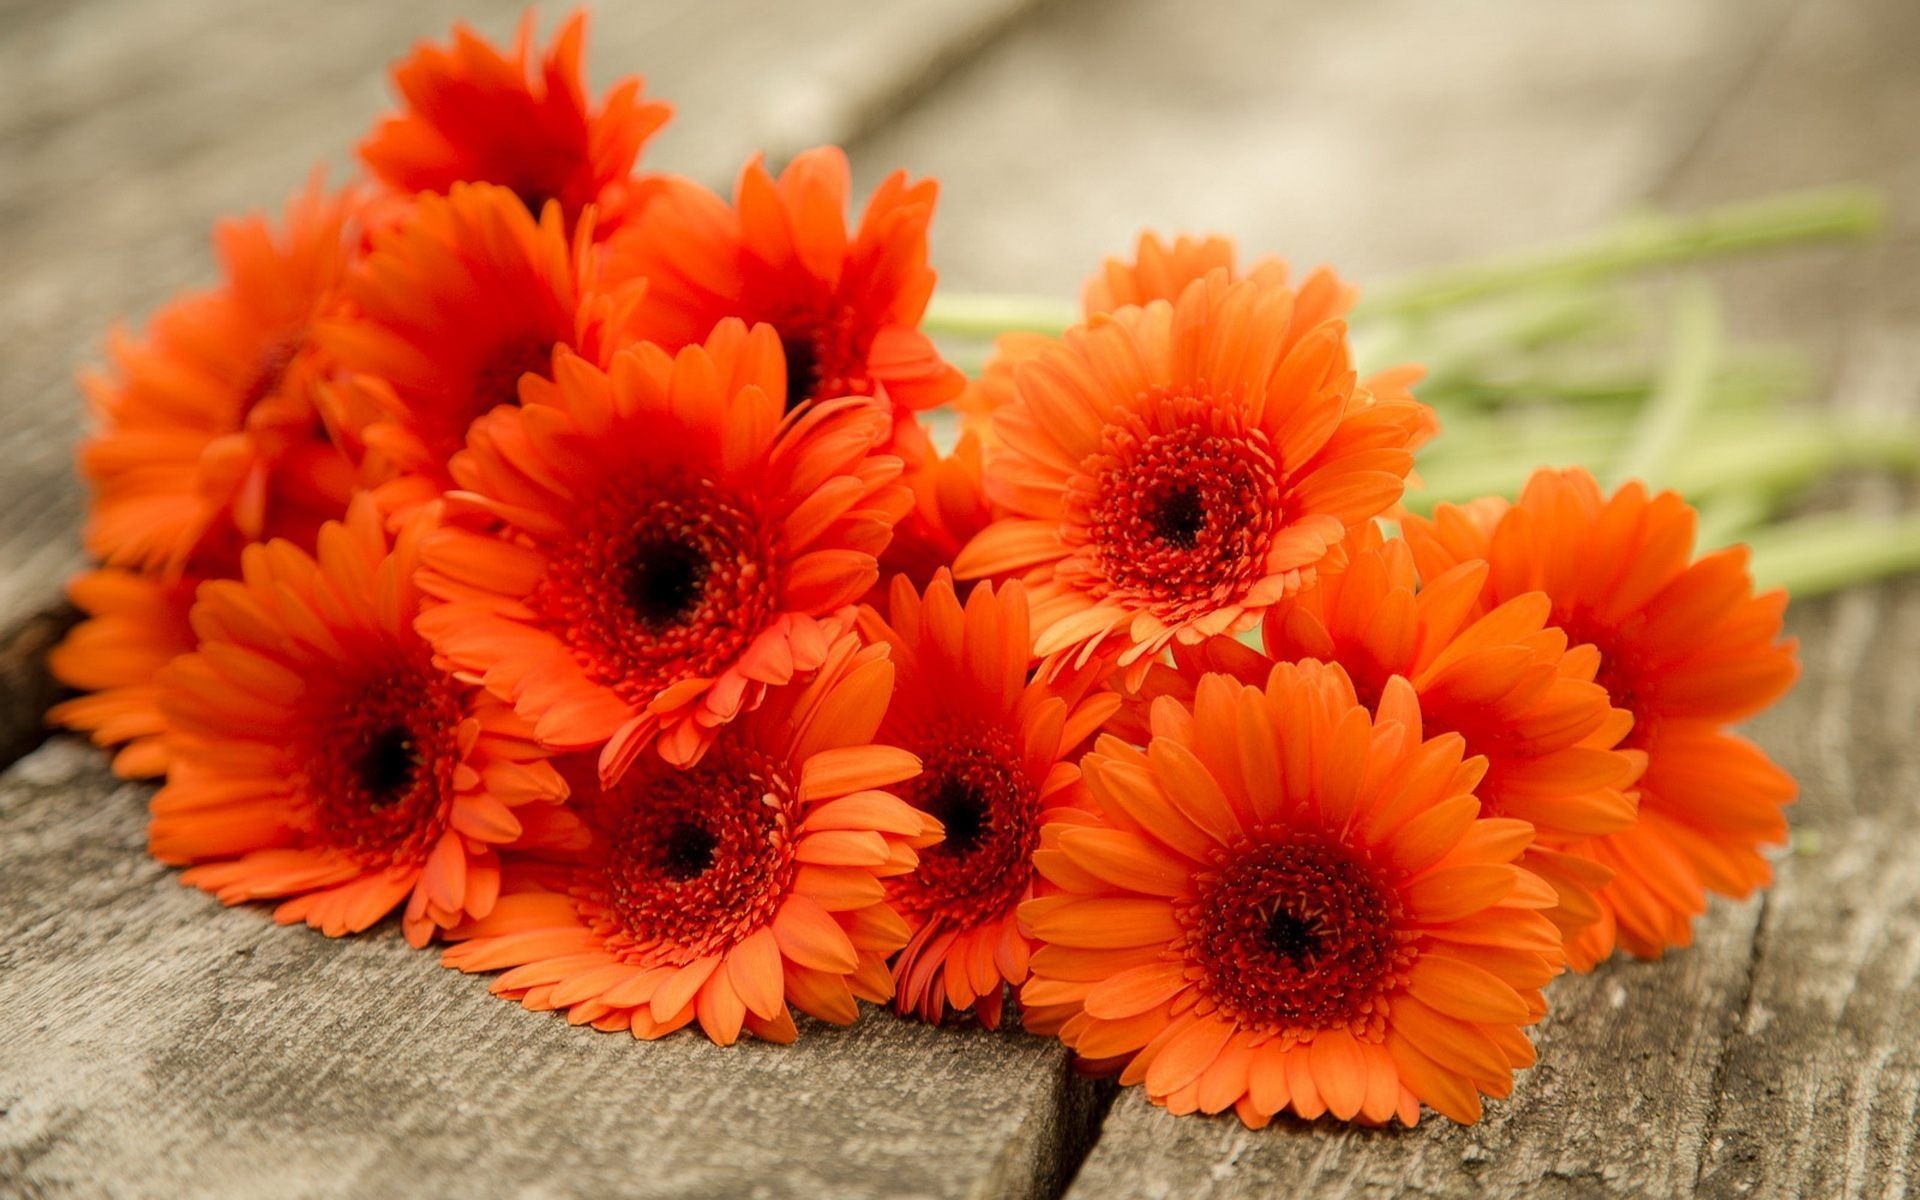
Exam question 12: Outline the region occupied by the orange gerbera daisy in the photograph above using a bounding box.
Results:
[79,177,358,574]
[1083,231,1291,314]
[606,147,964,430]
[1403,468,1799,968]
[47,568,203,779]
[320,181,636,508]
[1263,525,1640,945]
[875,418,999,594]
[150,497,574,946]
[954,272,1431,675]
[1022,661,1563,1127]
[441,635,940,1044]
[415,322,910,780]
[359,11,670,237]
[857,574,1117,1028]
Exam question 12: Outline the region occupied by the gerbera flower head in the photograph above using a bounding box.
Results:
[47,568,203,779]
[150,496,574,946]
[1259,523,1641,946]
[441,634,940,1044]
[606,146,964,429]
[359,10,671,236]
[320,180,637,507]
[1403,468,1799,968]
[1022,660,1563,1127]
[79,176,358,574]
[857,573,1118,1028]
[876,419,999,594]
[1082,231,1293,315]
[415,321,912,781]
[954,271,1432,676]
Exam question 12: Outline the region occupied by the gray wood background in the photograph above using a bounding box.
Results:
[2,1,1915,1196]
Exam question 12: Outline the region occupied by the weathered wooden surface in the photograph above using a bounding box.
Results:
[5,0,1920,1196]
[0,740,1105,1200]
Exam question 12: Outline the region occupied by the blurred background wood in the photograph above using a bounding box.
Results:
[2,0,1915,1196]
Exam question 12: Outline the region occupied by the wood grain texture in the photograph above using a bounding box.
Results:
[849,0,1793,293]
[0,0,1045,634]
[0,739,1103,1200]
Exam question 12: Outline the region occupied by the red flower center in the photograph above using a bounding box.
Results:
[1183,833,1413,1038]
[296,653,463,867]
[575,746,799,965]
[534,479,780,709]
[772,310,871,412]
[1071,396,1282,618]
[891,726,1038,929]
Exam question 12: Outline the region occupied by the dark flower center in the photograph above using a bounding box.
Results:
[661,821,719,881]
[355,725,419,806]
[1150,486,1207,549]
[1080,398,1283,618]
[891,729,1038,928]
[300,659,462,867]
[925,777,991,855]
[624,536,710,628]
[1262,908,1320,967]
[1185,834,1415,1035]
[582,748,800,966]
[780,331,823,412]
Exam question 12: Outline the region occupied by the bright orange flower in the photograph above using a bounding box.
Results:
[1403,468,1799,968]
[320,181,636,509]
[606,147,964,431]
[1022,661,1562,1127]
[954,272,1431,676]
[78,177,358,574]
[876,418,999,594]
[857,574,1117,1028]
[414,322,911,781]
[150,497,573,946]
[1265,525,1640,946]
[359,11,670,237]
[47,569,202,779]
[441,635,940,1044]
[1083,231,1291,314]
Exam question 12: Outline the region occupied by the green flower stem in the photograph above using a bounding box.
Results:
[1696,492,1773,550]
[1613,280,1721,486]
[1354,187,1885,320]
[1747,511,1920,597]
[1411,415,1920,513]
[923,293,1079,339]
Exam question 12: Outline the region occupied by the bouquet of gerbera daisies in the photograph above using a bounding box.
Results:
[51,9,1903,1129]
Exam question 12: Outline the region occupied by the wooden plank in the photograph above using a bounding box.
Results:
[0,738,1104,1198]
[0,0,1045,634]
[849,0,1793,292]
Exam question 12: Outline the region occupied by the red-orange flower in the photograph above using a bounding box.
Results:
[955,272,1431,676]
[320,181,636,509]
[415,322,910,780]
[150,497,573,946]
[1403,468,1799,967]
[47,569,202,779]
[359,11,670,237]
[858,574,1117,1027]
[606,147,964,431]
[441,635,940,1044]
[876,418,999,594]
[79,177,358,574]
[1083,231,1291,314]
[1023,661,1562,1127]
